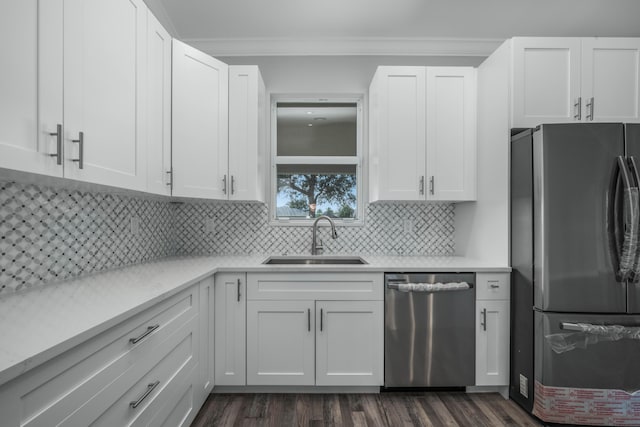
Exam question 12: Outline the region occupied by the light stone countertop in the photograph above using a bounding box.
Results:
[0,254,510,388]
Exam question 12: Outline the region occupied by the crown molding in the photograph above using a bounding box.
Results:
[182,37,505,57]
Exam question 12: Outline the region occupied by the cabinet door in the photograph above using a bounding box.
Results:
[0,0,63,177]
[146,10,172,195]
[476,299,510,386]
[512,37,582,127]
[370,67,426,201]
[228,66,266,202]
[581,38,640,123]
[214,273,246,386]
[315,301,383,386]
[63,0,147,190]
[197,276,215,406]
[426,67,477,201]
[172,39,229,199]
[246,300,315,386]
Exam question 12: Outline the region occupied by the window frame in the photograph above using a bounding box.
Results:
[269,95,365,226]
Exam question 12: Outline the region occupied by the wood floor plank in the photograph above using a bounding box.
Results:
[439,392,494,427]
[191,393,543,427]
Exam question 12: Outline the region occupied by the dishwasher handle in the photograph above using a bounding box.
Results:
[386,281,471,292]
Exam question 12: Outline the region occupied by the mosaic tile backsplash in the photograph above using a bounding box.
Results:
[0,182,175,294]
[0,180,454,295]
[173,202,455,256]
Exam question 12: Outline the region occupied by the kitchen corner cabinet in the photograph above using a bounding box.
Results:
[1,0,148,191]
[369,66,477,202]
[228,66,267,202]
[214,273,247,385]
[0,281,206,427]
[512,37,640,127]
[475,273,510,386]
[246,273,384,387]
[145,9,172,196]
[172,39,229,199]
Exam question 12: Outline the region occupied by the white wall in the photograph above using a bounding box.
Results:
[455,41,511,265]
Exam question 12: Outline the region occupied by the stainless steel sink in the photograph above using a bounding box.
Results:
[262,255,368,265]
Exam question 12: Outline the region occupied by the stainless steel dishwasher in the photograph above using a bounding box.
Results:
[384,272,475,388]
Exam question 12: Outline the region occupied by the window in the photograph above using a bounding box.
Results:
[271,98,362,223]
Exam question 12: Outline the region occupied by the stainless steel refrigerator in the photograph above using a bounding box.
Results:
[510,123,640,425]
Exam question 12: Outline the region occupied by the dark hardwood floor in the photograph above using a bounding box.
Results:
[191,392,543,427]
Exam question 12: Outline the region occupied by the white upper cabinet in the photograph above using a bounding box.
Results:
[0,0,63,178]
[426,67,477,201]
[369,66,476,202]
[0,0,149,190]
[369,67,426,201]
[511,37,640,127]
[512,37,582,127]
[581,38,640,122]
[63,0,147,190]
[172,39,229,199]
[146,9,172,196]
[228,66,267,202]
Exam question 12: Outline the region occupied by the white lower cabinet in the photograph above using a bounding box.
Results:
[315,300,384,386]
[475,273,510,386]
[246,300,315,386]
[0,279,209,427]
[214,273,246,385]
[245,272,384,387]
[197,276,215,404]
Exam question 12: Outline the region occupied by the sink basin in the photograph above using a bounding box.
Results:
[262,255,368,265]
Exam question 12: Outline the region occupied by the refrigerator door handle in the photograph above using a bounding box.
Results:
[627,156,640,283]
[615,156,639,282]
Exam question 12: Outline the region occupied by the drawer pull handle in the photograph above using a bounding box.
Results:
[130,380,160,409]
[489,284,500,289]
[129,324,160,344]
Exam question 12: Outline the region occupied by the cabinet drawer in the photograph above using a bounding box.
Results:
[12,286,198,427]
[247,272,383,301]
[74,317,198,427]
[476,273,510,300]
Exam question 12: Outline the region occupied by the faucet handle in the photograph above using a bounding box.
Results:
[316,239,324,254]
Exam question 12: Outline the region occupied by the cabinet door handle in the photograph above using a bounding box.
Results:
[481,308,487,331]
[130,381,160,408]
[320,308,324,331]
[222,175,227,195]
[237,278,241,302]
[129,324,160,344]
[48,124,62,165]
[419,176,425,195]
[71,131,84,169]
[166,170,173,188]
[231,175,235,195]
[307,308,311,332]
[429,176,435,195]
[573,97,582,120]
[586,97,595,121]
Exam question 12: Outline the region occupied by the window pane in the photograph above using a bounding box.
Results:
[276,164,357,219]
[277,102,357,156]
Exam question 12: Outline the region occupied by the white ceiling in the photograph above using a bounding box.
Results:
[145,0,640,56]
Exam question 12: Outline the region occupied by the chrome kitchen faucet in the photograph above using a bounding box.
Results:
[311,215,338,255]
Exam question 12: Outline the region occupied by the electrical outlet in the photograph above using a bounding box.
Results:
[403,219,414,234]
[130,217,140,235]
[205,218,215,233]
